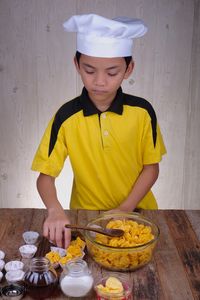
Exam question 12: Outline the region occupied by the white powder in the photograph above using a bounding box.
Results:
[60,275,94,297]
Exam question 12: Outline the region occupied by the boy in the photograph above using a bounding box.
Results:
[32,14,166,248]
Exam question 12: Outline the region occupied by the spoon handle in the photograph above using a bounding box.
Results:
[65,224,105,235]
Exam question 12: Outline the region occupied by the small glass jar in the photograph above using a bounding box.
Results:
[94,272,133,300]
[60,259,94,297]
[23,257,58,299]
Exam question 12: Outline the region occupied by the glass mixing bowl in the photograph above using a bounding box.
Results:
[85,212,159,271]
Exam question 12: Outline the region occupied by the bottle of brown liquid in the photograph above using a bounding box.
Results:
[24,257,58,299]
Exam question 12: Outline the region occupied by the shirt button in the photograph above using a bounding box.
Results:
[102,113,106,118]
[104,130,109,136]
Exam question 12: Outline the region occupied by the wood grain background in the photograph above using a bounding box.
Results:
[0,0,199,209]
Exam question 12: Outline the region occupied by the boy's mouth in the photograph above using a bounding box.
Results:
[92,90,107,94]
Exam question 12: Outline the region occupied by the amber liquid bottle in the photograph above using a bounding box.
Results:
[24,257,58,299]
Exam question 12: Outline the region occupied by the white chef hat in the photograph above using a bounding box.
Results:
[63,14,147,57]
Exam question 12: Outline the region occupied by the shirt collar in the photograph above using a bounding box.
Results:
[80,87,124,116]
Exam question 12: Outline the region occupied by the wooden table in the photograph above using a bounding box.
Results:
[0,209,199,300]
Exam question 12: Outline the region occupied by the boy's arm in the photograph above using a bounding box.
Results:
[36,173,71,248]
[114,163,159,212]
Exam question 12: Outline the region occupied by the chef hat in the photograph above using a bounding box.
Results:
[63,14,147,57]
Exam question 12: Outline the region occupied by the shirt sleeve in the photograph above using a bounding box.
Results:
[142,113,166,165]
[31,116,68,177]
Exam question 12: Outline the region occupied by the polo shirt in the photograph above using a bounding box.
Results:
[31,87,166,210]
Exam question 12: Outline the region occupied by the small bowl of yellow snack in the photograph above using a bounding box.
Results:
[85,212,159,271]
[45,237,85,269]
[94,272,133,300]
[59,237,85,269]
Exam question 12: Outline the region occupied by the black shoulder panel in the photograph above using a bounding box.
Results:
[48,97,82,156]
[124,93,157,147]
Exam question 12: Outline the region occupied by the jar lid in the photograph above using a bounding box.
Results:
[66,259,89,276]
[1,284,26,300]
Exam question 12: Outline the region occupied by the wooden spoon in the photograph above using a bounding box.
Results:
[65,224,124,237]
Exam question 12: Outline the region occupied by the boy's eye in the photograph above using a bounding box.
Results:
[108,73,118,77]
[85,70,95,74]
[84,69,118,76]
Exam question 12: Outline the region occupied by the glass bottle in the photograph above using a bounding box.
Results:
[24,257,58,299]
[60,259,94,297]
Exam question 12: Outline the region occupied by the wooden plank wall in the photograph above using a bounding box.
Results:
[0,0,199,209]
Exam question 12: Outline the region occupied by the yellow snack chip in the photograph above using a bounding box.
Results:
[106,277,123,292]
[70,236,86,249]
[96,284,110,294]
[96,284,104,290]
[59,253,74,265]
[67,245,82,257]
[45,251,61,264]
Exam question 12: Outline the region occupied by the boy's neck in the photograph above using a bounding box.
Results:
[94,102,110,112]
[88,91,117,112]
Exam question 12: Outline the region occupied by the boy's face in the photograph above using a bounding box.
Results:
[74,54,134,103]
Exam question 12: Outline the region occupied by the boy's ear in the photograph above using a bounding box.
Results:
[74,56,80,74]
[124,60,134,79]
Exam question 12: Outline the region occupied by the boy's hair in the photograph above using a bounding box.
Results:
[75,51,132,69]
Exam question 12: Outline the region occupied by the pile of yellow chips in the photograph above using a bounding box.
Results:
[96,276,124,296]
[95,219,154,247]
[87,219,155,270]
[46,237,85,266]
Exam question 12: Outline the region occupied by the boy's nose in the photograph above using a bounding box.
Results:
[94,73,106,86]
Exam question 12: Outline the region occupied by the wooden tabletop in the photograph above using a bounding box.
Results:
[0,209,199,300]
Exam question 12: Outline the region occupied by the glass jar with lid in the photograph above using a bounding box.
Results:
[60,259,94,297]
[24,257,58,299]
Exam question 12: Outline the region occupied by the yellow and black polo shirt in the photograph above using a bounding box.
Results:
[32,87,166,210]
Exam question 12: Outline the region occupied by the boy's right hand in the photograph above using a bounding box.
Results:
[43,208,71,249]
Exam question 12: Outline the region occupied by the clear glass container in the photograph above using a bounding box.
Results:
[94,272,133,300]
[85,212,159,271]
[23,257,58,299]
[60,259,94,297]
